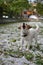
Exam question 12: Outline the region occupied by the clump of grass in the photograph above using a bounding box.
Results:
[4,49,24,58]
[4,51,9,55]
[25,52,34,61]
[34,54,43,65]
[35,59,43,65]
[9,51,24,58]
[12,39,16,42]
[10,39,16,42]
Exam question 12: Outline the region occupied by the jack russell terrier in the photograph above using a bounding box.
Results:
[19,23,39,50]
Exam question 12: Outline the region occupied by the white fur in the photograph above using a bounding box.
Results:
[21,24,39,50]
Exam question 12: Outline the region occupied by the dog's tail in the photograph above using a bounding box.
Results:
[36,24,39,32]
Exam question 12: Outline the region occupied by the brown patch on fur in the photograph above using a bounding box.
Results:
[26,24,32,29]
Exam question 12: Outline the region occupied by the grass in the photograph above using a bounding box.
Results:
[35,59,43,65]
[10,39,16,42]
[0,21,43,65]
[4,49,24,58]
[34,54,43,65]
[3,49,34,59]
[25,52,34,61]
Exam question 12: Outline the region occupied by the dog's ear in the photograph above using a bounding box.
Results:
[27,25,32,29]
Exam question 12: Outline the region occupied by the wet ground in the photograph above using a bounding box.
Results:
[0,22,43,65]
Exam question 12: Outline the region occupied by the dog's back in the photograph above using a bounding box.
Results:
[29,24,39,33]
[28,24,39,42]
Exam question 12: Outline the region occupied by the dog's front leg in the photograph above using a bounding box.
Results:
[26,38,32,50]
[21,37,24,50]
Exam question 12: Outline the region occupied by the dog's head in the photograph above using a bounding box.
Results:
[21,23,28,37]
[22,23,32,29]
[20,23,32,30]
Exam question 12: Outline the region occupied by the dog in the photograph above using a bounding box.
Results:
[21,23,39,50]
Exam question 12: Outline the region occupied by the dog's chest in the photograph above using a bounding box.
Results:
[21,29,28,37]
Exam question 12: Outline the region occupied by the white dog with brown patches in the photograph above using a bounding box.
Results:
[21,23,39,50]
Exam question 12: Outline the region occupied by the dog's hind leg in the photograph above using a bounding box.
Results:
[35,35,37,44]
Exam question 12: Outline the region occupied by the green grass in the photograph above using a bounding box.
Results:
[25,52,34,61]
[34,54,43,65]
[4,49,24,58]
[10,39,16,42]
[35,59,43,65]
